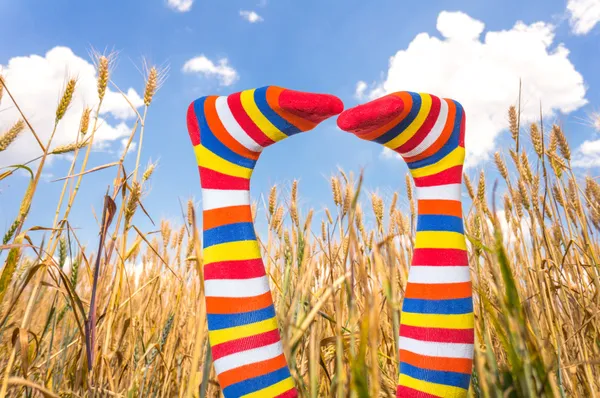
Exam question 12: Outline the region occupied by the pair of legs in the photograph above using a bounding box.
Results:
[186,87,473,397]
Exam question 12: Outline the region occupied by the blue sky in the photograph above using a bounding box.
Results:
[1,0,599,246]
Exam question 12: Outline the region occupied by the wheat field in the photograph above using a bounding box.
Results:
[1,55,599,398]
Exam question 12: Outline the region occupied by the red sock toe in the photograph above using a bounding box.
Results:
[279,89,344,124]
[337,94,404,136]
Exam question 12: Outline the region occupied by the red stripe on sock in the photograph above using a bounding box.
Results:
[397,95,441,154]
[396,385,441,398]
[212,329,281,360]
[187,102,201,146]
[204,258,266,280]
[199,167,250,190]
[412,249,468,266]
[275,389,299,398]
[399,325,474,344]
[403,99,456,164]
[413,165,463,187]
[227,92,274,147]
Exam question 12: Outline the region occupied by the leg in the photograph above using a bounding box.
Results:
[186,86,342,397]
[337,92,473,398]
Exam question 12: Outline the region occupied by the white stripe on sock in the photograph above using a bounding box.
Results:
[416,184,461,201]
[205,276,271,298]
[213,341,283,374]
[201,188,250,210]
[216,96,263,153]
[408,266,471,284]
[399,337,473,359]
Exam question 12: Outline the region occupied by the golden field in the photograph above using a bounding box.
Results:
[1,55,599,397]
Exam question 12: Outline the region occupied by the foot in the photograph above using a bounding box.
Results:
[338,92,473,398]
[186,86,341,397]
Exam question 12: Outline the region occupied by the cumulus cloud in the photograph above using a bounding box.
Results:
[567,0,600,35]
[167,0,193,12]
[380,146,401,160]
[572,113,600,168]
[573,139,600,167]
[0,46,144,167]
[495,210,531,246]
[354,81,368,100]
[240,10,264,23]
[358,11,587,167]
[182,55,239,86]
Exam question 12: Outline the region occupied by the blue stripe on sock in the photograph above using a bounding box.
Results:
[406,100,463,169]
[254,86,302,137]
[402,297,473,315]
[399,362,471,389]
[207,305,276,330]
[375,92,422,145]
[194,97,257,169]
[203,222,256,248]
[417,215,464,233]
[223,364,291,397]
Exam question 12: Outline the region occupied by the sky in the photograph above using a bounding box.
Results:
[1,0,600,246]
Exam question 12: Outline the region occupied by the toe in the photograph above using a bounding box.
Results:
[278,89,344,124]
[337,94,404,136]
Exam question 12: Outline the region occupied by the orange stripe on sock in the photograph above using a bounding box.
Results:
[219,353,289,388]
[403,99,456,163]
[399,349,472,374]
[266,86,317,132]
[206,292,274,314]
[405,282,472,300]
[418,199,462,217]
[203,205,253,230]
[358,92,414,141]
[204,96,260,161]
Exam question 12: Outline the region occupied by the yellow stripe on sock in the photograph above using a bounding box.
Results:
[194,145,252,179]
[398,374,468,398]
[241,89,287,143]
[385,93,432,150]
[241,377,296,398]
[410,147,466,178]
[401,312,474,329]
[209,317,278,346]
[415,231,467,250]
[203,240,261,264]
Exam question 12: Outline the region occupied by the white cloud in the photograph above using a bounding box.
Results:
[240,10,264,23]
[573,138,600,167]
[572,113,600,168]
[354,81,368,100]
[380,146,401,160]
[167,0,193,12]
[567,0,600,35]
[0,46,144,167]
[182,55,239,86]
[358,11,587,167]
[495,210,531,245]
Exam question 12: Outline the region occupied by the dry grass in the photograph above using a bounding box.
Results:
[1,56,600,398]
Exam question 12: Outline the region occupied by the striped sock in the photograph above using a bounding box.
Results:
[337,92,474,398]
[186,86,343,397]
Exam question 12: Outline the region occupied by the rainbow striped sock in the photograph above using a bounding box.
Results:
[337,92,474,398]
[186,86,343,397]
